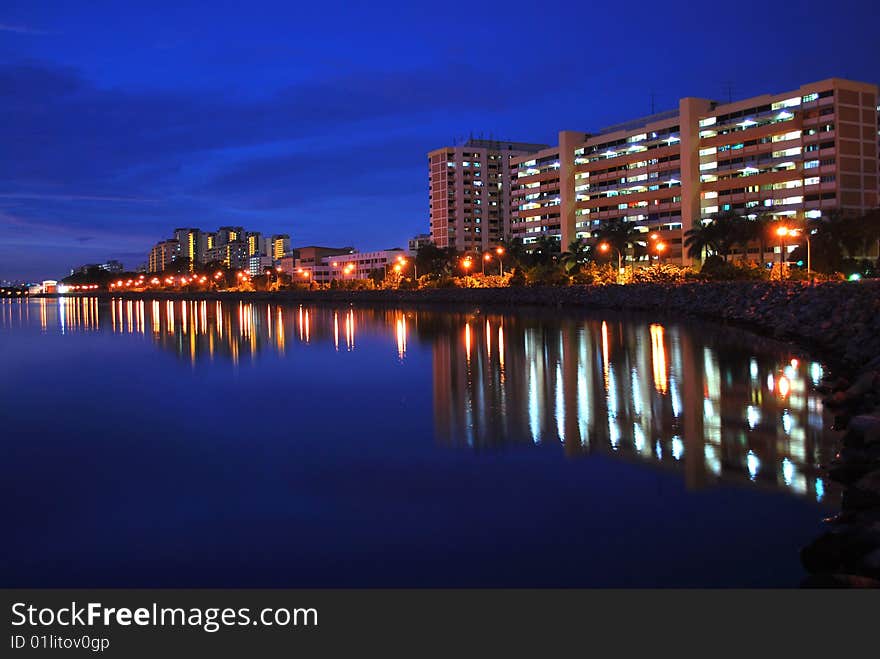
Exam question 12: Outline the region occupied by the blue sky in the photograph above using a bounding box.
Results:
[2,0,878,280]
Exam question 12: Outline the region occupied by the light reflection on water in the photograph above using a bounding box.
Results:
[1,296,838,504]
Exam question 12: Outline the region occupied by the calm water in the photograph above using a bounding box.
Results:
[0,297,839,587]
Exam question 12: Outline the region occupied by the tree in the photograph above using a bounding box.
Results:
[414,242,450,276]
[529,234,561,266]
[559,239,592,274]
[594,217,642,267]
[741,212,772,265]
[684,220,719,262]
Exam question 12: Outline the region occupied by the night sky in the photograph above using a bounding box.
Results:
[2,0,878,281]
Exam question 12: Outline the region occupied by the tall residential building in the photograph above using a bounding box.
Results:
[148,239,181,273]
[246,231,268,258]
[173,228,207,269]
[511,78,879,263]
[215,226,244,246]
[271,234,291,260]
[428,138,548,252]
[206,241,249,270]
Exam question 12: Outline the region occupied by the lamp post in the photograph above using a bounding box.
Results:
[495,246,505,275]
[775,226,790,281]
[396,255,416,280]
[482,252,492,275]
[655,241,667,265]
[461,256,473,275]
[598,242,622,273]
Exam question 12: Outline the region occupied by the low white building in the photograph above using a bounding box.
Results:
[248,255,275,276]
[313,249,407,283]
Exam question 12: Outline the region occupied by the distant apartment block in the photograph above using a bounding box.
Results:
[271,234,291,260]
[70,259,124,276]
[428,139,548,252]
[511,78,879,263]
[173,228,207,269]
[148,239,181,273]
[148,225,294,273]
[408,233,431,253]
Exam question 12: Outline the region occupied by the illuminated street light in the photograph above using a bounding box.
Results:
[598,242,622,273]
[775,226,791,281]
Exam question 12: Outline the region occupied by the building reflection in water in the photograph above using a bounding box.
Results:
[1,297,837,503]
[431,311,836,503]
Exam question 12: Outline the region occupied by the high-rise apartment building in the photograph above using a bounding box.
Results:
[173,228,207,269]
[246,231,268,258]
[271,234,290,260]
[511,78,879,263]
[148,239,181,273]
[428,139,548,252]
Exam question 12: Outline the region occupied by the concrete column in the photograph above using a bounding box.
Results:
[558,131,584,249]
[678,98,713,265]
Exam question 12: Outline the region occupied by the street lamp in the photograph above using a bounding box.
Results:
[598,242,622,272]
[775,226,790,281]
[495,246,505,275]
[461,257,473,274]
[655,241,667,265]
[482,252,492,275]
[396,255,416,279]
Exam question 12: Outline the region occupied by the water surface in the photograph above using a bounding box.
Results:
[0,297,839,587]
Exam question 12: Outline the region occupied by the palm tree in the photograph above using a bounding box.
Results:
[498,235,528,270]
[742,212,773,265]
[559,239,592,274]
[530,234,561,266]
[684,220,719,261]
[593,218,641,268]
[710,211,742,261]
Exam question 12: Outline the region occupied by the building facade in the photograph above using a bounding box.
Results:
[511,78,879,263]
[173,228,207,269]
[428,139,548,253]
[148,239,181,273]
[271,234,291,260]
[408,233,432,254]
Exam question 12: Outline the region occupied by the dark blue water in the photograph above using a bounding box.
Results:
[0,297,839,587]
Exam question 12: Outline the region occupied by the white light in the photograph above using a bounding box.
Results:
[747,405,761,429]
[747,451,759,480]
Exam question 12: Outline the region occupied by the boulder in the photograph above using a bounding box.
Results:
[842,470,880,512]
[848,415,880,446]
[801,573,880,588]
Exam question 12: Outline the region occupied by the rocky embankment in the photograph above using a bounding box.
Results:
[800,363,880,587]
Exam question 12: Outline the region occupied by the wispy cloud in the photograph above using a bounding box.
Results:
[0,193,157,203]
[0,23,50,35]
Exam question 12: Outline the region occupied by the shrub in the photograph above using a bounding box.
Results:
[572,263,618,286]
[524,264,570,287]
[627,264,695,284]
[701,257,770,281]
[509,267,527,287]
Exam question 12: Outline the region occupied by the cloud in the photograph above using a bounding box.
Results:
[0,23,49,35]
[0,57,522,278]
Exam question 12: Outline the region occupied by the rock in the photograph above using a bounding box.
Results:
[801,532,847,573]
[801,573,880,588]
[842,471,880,511]
[858,548,880,579]
[849,415,880,446]
[846,371,880,398]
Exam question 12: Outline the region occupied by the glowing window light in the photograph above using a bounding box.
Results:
[747,450,759,480]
